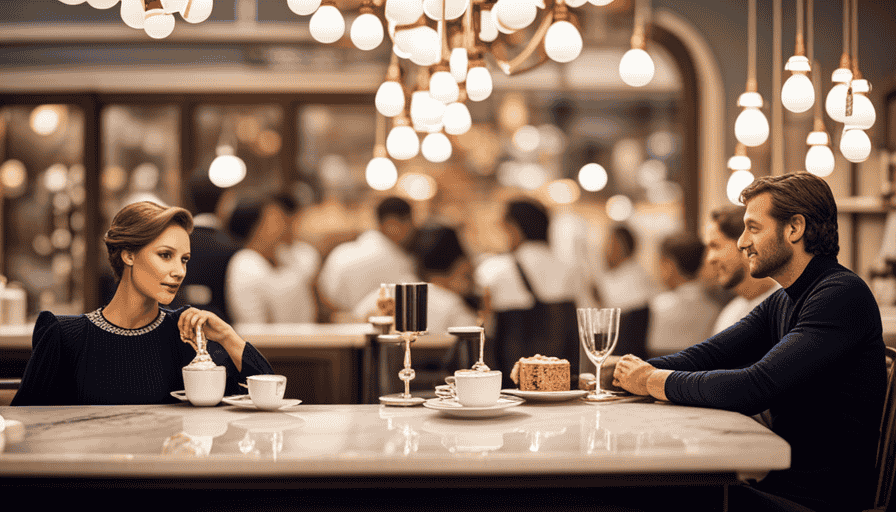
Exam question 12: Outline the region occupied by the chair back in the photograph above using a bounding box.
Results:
[873,346,896,509]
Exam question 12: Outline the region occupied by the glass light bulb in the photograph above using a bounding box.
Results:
[566,0,588,7]
[494,0,537,31]
[421,132,452,163]
[408,27,441,66]
[375,81,405,117]
[466,67,493,102]
[619,48,655,87]
[385,0,424,25]
[840,128,871,163]
[180,0,213,23]
[429,71,459,103]
[59,0,87,5]
[310,5,345,44]
[394,26,420,55]
[544,21,583,63]
[825,83,851,123]
[366,157,398,191]
[208,155,247,188]
[144,11,175,39]
[423,0,468,21]
[450,48,468,83]
[606,195,633,222]
[288,0,322,16]
[781,73,815,113]
[410,91,445,126]
[842,93,876,130]
[727,155,751,172]
[479,9,498,42]
[351,13,384,50]
[386,126,420,160]
[734,107,770,147]
[87,0,119,9]
[588,0,614,5]
[578,163,608,192]
[443,102,472,135]
[805,145,835,177]
[120,0,144,29]
[727,170,755,205]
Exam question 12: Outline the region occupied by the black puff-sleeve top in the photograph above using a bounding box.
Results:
[11,306,273,406]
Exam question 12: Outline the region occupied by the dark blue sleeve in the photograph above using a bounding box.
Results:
[647,295,777,373]
[11,312,75,406]
[658,278,879,416]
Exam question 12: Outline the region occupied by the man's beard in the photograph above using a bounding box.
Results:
[721,265,746,290]
[749,229,792,279]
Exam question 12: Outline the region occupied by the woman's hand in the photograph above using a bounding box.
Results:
[178,308,246,371]
[612,354,656,396]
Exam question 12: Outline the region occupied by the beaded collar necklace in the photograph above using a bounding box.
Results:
[86,308,166,336]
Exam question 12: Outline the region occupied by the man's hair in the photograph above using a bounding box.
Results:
[505,199,549,242]
[376,196,412,223]
[104,201,193,280]
[188,166,224,215]
[273,193,299,216]
[414,225,468,275]
[611,224,637,259]
[228,197,266,242]
[739,172,839,258]
[660,232,706,278]
[710,206,747,241]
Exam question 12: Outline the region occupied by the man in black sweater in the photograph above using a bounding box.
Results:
[614,172,886,512]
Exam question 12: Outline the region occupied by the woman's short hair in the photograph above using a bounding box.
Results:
[104,201,193,280]
[505,199,549,242]
[739,172,839,258]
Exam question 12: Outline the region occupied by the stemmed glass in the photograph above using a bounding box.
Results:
[578,307,621,401]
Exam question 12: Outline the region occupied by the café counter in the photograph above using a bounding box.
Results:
[0,400,790,509]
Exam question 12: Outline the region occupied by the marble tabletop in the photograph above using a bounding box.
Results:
[0,400,789,481]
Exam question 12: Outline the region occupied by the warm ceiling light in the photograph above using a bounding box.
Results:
[805,131,834,177]
[840,126,871,164]
[735,0,768,147]
[30,105,65,136]
[781,0,814,113]
[421,132,452,162]
[727,170,755,205]
[619,0,654,87]
[547,179,580,205]
[578,163,608,192]
[351,9,385,51]
[443,102,472,135]
[288,0,321,15]
[606,195,633,222]
[544,20,583,64]
[310,4,346,44]
[366,157,399,191]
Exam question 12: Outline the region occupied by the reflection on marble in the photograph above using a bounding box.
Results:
[0,401,789,478]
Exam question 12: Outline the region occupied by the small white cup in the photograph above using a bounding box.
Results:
[453,370,502,407]
[182,366,226,407]
[247,374,287,410]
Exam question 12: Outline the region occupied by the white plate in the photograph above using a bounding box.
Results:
[501,389,588,402]
[422,395,524,418]
[170,390,189,402]
[379,394,426,407]
[221,394,302,411]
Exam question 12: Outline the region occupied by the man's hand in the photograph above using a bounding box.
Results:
[612,355,656,396]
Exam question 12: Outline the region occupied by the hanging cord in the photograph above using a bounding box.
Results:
[844,0,856,117]
[794,0,804,56]
[747,0,757,91]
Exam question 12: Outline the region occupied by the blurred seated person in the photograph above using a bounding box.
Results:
[12,201,273,406]
[646,231,720,358]
[226,196,317,324]
[272,193,322,323]
[317,196,419,319]
[613,173,886,512]
[355,224,478,334]
[475,199,579,385]
[706,205,780,335]
[592,224,657,360]
[168,167,241,324]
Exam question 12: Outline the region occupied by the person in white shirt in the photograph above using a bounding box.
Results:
[272,194,321,323]
[225,196,317,324]
[317,197,418,317]
[475,199,579,384]
[646,231,721,358]
[706,206,780,335]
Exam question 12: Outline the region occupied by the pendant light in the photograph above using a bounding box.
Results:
[803,0,834,176]
[366,112,399,191]
[735,0,769,147]
[781,0,814,113]
[619,0,655,87]
[839,0,872,163]
[825,0,852,123]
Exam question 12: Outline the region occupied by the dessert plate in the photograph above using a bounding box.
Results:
[580,394,651,404]
[221,394,302,411]
[501,389,587,402]
[422,395,524,418]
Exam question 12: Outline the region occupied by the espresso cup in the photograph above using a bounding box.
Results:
[247,374,287,410]
[182,366,226,407]
[453,370,502,407]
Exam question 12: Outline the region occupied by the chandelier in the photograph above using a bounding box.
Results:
[56,0,214,39]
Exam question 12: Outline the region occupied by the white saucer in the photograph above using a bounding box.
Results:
[221,394,302,411]
[501,389,588,402]
[171,390,189,402]
[422,395,524,418]
[379,393,426,407]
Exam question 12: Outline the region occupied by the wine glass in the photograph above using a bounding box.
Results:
[578,307,621,400]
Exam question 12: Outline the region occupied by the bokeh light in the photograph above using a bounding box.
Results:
[546,179,580,205]
[606,194,633,221]
[578,163,608,192]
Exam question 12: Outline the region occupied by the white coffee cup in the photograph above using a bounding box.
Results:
[182,366,226,407]
[453,369,502,407]
[247,374,287,410]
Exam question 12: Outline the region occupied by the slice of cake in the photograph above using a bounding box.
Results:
[510,354,570,391]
